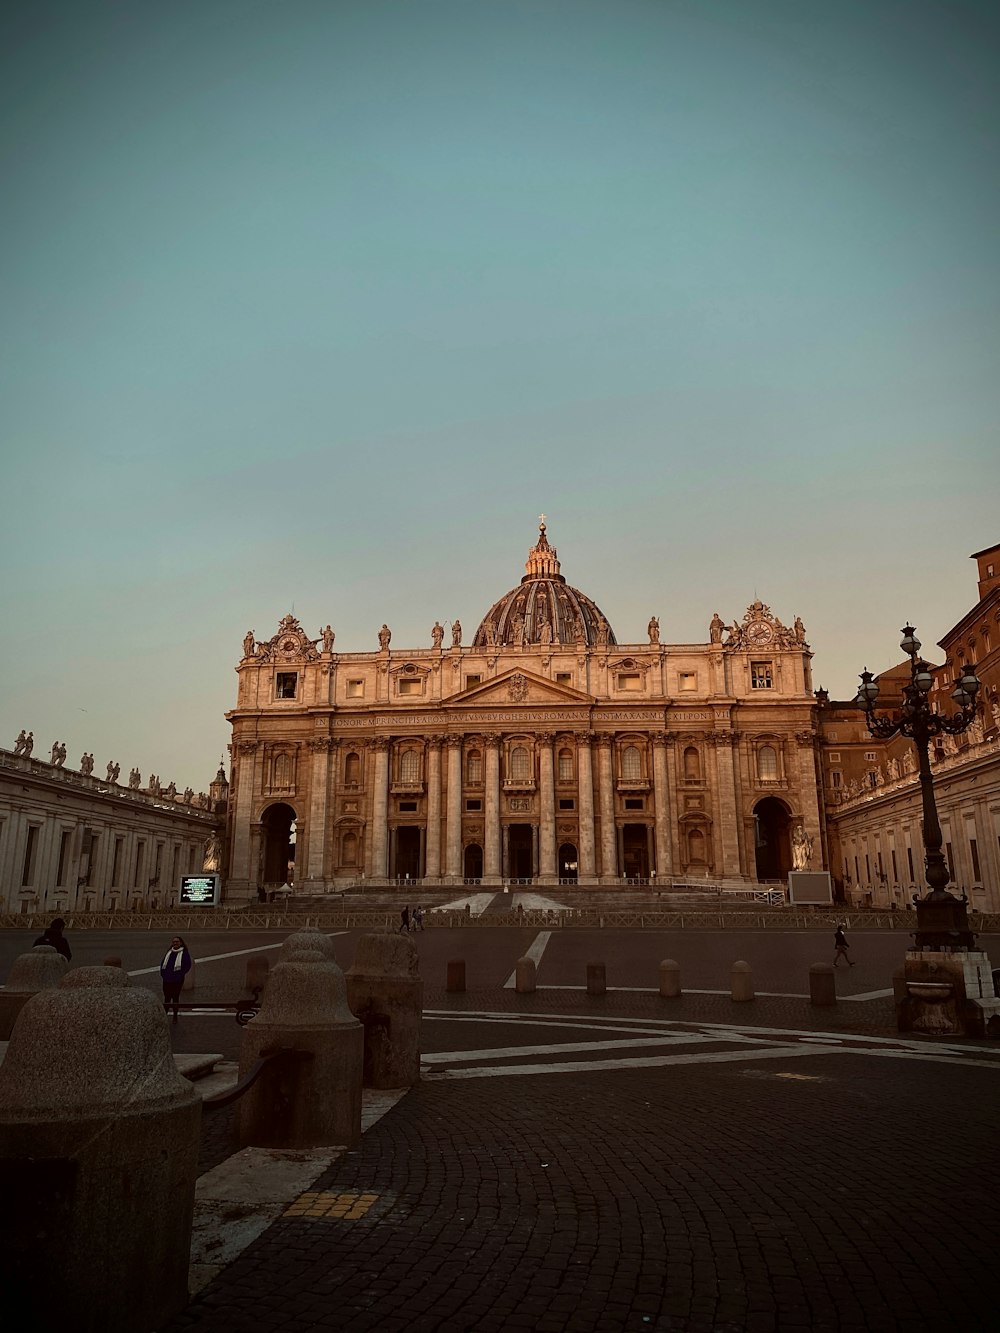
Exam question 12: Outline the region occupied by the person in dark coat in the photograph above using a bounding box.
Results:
[34,917,71,961]
[399,905,411,934]
[834,922,855,967]
[159,936,193,1021]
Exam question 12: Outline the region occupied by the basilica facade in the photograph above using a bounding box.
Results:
[224,524,824,897]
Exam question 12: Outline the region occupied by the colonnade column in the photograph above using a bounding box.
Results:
[538,735,556,884]
[306,738,333,886]
[652,734,673,884]
[370,738,390,881]
[484,733,501,883]
[425,737,443,882]
[444,737,463,882]
[713,730,742,877]
[596,735,617,880]
[577,733,597,884]
[229,740,259,889]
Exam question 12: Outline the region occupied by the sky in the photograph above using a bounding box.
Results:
[1,0,998,790]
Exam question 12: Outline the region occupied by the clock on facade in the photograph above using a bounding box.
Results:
[746,621,773,646]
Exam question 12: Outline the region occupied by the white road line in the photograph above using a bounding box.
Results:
[502,930,552,988]
[128,933,348,977]
[422,1034,756,1065]
[844,1048,1000,1072]
[424,1043,848,1080]
[843,988,894,1001]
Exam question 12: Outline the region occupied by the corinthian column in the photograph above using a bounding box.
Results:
[444,736,462,882]
[652,734,672,883]
[713,730,742,877]
[306,738,334,886]
[229,740,259,888]
[538,735,556,884]
[577,733,597,884]
[425,737,443,882]
[596,735,617,879]
[371,738,390,881]
[484,733,501,883]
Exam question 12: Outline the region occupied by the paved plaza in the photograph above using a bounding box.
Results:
[3,921,1000,1330]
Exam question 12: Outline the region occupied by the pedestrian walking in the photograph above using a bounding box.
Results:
[413,905,424,932]
[160,936,193,1021]
[399,905,411,934]
[834,921,855,967]
[34,916,71,961]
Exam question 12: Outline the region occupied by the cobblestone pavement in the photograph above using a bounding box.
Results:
[167,997,1000,1333]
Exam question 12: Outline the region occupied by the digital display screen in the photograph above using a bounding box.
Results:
[179,873,221,906]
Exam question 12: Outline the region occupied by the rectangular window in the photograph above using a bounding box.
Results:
[275,672,297,699]
[624,797,644,810]
[617,673,642,691]
[906,846,914,880]
[750,662,773,690]
[865,854,870,880]
[112,837,123,887]
[945,842,954,877]
[891,849,898,880]
[398,800,418,813]
[171,845,179,885]
[397,678,423,696]
[21,825,39,887]
[558,798,575,811]
[831,771,842,788]
[465,799,482,812]
[465,674,482,689]
[555,672,572,685]
[56,830,71,886]
[970,838,981,881]
[827,752,841,763]
[678,672,697,692]
[346,679,365,698]
[133,840,145,889]
[864,751,877,761]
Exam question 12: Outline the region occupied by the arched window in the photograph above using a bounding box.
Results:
[342,831,358,866]
[757,745,778,781]
[273,753,292,788]
[345,752,361,784]
[684,746,701,781]
[510,746,530,781]
[466,749,482,784]
[399,749,420,784]
[687,827,706,863]
[558,748,573,782]
[621,745,642,781]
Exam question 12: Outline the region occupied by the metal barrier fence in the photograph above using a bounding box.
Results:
[5,908,998,932]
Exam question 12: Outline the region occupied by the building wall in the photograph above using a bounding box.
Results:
[0,751,222,914]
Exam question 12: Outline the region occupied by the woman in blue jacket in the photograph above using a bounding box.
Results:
[159,936,192,1022]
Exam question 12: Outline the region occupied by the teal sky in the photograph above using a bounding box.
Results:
[2,0,998,789]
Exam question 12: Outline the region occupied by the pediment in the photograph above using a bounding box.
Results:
[443,668,594,708]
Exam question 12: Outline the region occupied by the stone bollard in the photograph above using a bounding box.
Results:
[446,959,466,993]
[245,955,270,993]
[809,963,837,1007]
[102,955,123,968]
[0,966,200,1333]
[586,962,607,996]
[731,960,755,1002]
[237,947,363,1150]
[0,945,68,1040]
[346,934,423,1088]
[515,957,537,994]
[280,926,337,962]
[659,959,681,998]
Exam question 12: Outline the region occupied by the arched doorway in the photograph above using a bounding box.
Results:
[507,824,533,879]
[261,803,296,885]
[622,825,650,879]
[394,827,422,880]
[754,797,792,881]
[464,844,483,881]
[559,843,578,882]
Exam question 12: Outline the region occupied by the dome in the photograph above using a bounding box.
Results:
[473,522,617,649]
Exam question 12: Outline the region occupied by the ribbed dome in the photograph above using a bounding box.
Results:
[473,522,617,649]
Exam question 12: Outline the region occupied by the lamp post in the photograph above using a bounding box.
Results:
[855,625,981,949]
